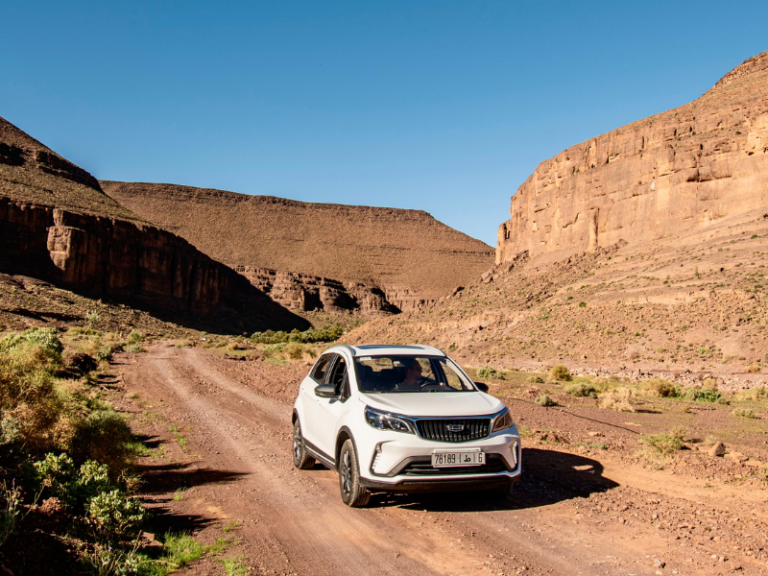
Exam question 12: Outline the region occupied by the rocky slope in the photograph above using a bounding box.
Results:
[497,51,768,265]
[0,116,307,333]
[346,51,768,385]
[101,181,495,310]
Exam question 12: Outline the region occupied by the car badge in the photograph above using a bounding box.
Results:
[447,425,464,433]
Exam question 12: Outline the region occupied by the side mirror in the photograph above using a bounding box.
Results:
[314,384,337,398]
[474,382,489,393]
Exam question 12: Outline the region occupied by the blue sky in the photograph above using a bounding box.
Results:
[3,1,766,245]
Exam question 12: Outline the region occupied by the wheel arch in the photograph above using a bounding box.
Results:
[335,425,355,465]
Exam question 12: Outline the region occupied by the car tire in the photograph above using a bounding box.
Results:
[338,439,370,508]
[292,419,315,470]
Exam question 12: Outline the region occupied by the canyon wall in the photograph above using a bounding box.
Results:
[0,116,307,333]
[497,51,768,265]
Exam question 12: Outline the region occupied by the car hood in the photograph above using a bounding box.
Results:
[360,392,504,418]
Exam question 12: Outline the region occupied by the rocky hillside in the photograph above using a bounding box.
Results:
[497,51,768,265]
[101,181,495,310]
[0,116,307,333]
[346,51,768,386]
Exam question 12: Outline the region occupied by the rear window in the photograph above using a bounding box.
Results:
[311,354,334,383]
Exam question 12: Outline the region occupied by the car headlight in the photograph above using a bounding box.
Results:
[365,406,415,434]
[491,408,513,433]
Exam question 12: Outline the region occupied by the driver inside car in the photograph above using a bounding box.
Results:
[395,359,445,390]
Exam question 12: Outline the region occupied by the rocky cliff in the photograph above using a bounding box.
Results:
[0,116,307,333]
[101,181,495,305]
[497,51,768,265]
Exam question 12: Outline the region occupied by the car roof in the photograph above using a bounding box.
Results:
[325,344,446,357]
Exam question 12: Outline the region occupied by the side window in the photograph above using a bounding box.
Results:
[311,354,334,383]
[328,356,349,401]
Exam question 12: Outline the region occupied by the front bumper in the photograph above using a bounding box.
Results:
[360,428,521,491]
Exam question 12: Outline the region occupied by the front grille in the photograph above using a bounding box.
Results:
[401,455,507,476]
[416,418,490,443]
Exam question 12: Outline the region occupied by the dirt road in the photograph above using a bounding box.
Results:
[115,345,768,576]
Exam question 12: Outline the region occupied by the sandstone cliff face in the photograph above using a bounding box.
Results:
[497,51,768,265]
[236,266,402,315]
[101,181,495,303]
[0,116,306,333]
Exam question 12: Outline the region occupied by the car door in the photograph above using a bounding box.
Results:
[301,353,335,453]
[312,354,352,460]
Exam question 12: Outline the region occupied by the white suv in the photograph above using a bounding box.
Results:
[291,344,521,507]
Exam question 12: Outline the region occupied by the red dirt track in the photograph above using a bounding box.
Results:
[115,345,768,576]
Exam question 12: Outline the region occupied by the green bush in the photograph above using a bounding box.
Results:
[535,395,557,407]
[548,364,572,382]
[640,427,686,457]
[476,366,498,379]
[0,328,63,362]
[70,411,134,471]
[526,375,544,384]
[251,325,344,345]
[565,383,596,398]
[683,388,721,403]
[87,489,146,537]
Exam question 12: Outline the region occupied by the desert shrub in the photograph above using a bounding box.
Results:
[87,489,146,538]
[641,377,678,398]
[0,345,62,451]
[67,352,98,375]
[283,342,306,360]
[70,411,134,471]
[526,375,544,384]
[736,386,768,402]
[34,452,77,506]
[683,388,721,403]
[600,387,636,412]
[731,408,757,419]
[565,383,596,398]
[640,426,686,457]
[123,331,146,354]
[251,325,344,345]
[746,364,761,374]
[548,365,572,382]
[0,328,63,363]
[476,366,498,379]
[702,377,719,391]
[535,395,557,407]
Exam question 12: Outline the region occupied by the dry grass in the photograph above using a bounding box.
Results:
[600,387,636,412]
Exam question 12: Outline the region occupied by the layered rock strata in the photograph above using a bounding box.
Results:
[0,116,306,333]
[101,181,495,304]
[497,51,768,265]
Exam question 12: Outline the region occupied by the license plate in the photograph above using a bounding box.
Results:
[431,450,485,468]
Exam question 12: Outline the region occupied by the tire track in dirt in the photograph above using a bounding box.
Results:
[123,346,749,576]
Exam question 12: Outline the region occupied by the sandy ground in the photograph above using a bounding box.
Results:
[114,345,768,576]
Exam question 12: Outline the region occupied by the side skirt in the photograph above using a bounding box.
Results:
[304,440,336,471]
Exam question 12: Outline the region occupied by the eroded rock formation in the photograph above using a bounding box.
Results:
[0,116,307,333]
[497,51,768,265]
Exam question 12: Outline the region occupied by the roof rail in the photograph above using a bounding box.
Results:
[328,343,356,355]
[409,344,444,355]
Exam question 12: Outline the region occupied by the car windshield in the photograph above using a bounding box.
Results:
[353,355,476,393]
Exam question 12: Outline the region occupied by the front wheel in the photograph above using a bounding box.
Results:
[338,439,370,507]
[292,419,315,470]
